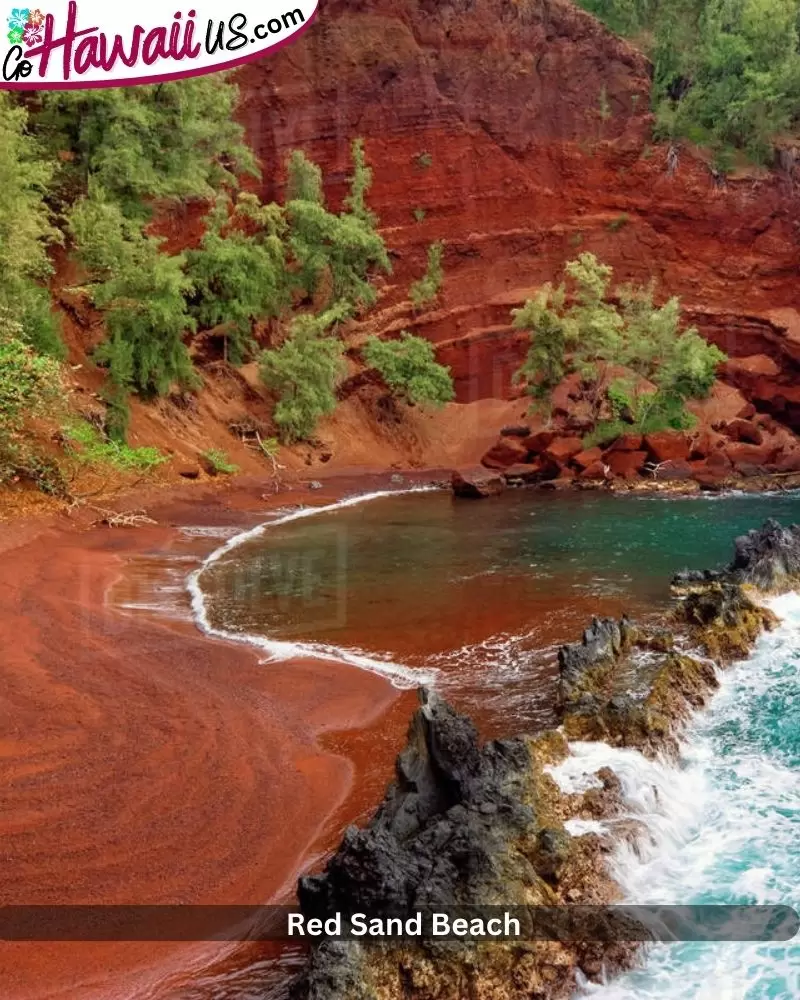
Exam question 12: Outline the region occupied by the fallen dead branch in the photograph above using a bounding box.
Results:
[89,507,157,528]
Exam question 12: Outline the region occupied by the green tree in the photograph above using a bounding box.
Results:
[259,307,348,443]
[70,197,196,397]
[410,241,444,309]
[344,138,378,228]
[33,77,257,219]
[0,311,64,478]
[186,193,289,363]
[513,253,726,435]
[578,0,800,164]
[0,94,63,357]
[285,149,324,205]
[363,333,454,406]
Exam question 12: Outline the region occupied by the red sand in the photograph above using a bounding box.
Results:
[0,474,424,999]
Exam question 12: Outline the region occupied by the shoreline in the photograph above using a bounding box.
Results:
[0,469,437,1000]
[1,469,798,998]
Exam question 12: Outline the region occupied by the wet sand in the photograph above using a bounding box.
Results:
[0,474,428,1000]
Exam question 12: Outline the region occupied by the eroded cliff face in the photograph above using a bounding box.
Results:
[238,0,800,425]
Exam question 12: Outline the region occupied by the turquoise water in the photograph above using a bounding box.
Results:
[565,592,800,999]
[197,488,800,996]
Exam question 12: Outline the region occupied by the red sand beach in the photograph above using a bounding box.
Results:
[0,474,424,1000]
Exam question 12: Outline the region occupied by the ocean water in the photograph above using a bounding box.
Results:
[193,488,800,996]
[558,592,800,1000]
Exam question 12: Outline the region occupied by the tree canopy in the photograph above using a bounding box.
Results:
[363,333,455,407]
[578,0,800,164]
[513,253,726,441]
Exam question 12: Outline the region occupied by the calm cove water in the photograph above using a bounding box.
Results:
[195,488,800,998]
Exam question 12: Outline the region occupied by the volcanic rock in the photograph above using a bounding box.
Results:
[451,467,505,498]
[644,432,691,463]
[481,437,529,469]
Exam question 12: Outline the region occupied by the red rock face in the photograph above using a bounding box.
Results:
[237,0,800,432]
[644,432,691,464]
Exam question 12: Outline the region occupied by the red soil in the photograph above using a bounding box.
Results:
[0,475,421,1000]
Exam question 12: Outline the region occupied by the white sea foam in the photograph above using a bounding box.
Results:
[187,488,439,689]
[568,593,800,999]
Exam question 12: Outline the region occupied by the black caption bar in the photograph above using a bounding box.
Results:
[0,906,795,942]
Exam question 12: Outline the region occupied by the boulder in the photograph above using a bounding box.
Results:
[573,446,604,470]
[688,382,750,428]
[503,463,544,484]
[544,436,584,463]
[654,460,693,481]
[644,432,690,463]
[723,419,763,446]
[729,519,800,591]
[775,448,800,473]
[481,437,529,470]
[737,403,757,421]
[607,433,643,452]
[451,467,506,498]
[523,430,556,454]
[500,424,532,438]
[550,372,584,416]
[177,465,201,480]
[688,429,726,461]
[605,449,648,479]
[581,460,609,481]
[723,441,778,473]
[721,354,780,383]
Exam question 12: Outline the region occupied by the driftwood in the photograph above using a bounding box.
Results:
[89,507,157,528]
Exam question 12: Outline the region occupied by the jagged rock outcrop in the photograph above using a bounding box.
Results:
[292,522,800,999]
[293,690,627,1000]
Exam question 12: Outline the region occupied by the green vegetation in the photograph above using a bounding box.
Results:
[186,194,288,364]
[607,213,630,232]
[34,79,256,219]
[410,241,445,309]
[259,308,348,443]
[512,253,726,440]
[62,419,168,472]
[0,72,393,489]
[363,333,455,407]
[201,448,239,475]
[577,0,800,165]
[0,313,64,482]
[413,208,427,223]
[0,95,63,358]
[415,152,433,169]
[70,197,197,399]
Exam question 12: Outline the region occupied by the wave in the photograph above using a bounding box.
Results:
[187,488,440,690]
[546,593,800,999]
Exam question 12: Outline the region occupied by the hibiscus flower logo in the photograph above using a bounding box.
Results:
[22,19,41,44]
[6,7,46,46]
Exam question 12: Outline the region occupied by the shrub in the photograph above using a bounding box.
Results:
[34,78,257,219]
[343,138,378,229]
[410,241,444,309]
[578,0,800,166]
[62,419,168,471]
[363,333,454,407]
[186,194,289,364]
[70,197,197,398]
[201,448,239,475]
[259,309,347,443]
[415,152,433,169]
[0,315,64,482]
[512,253,726,433]
[0,94,64,358]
